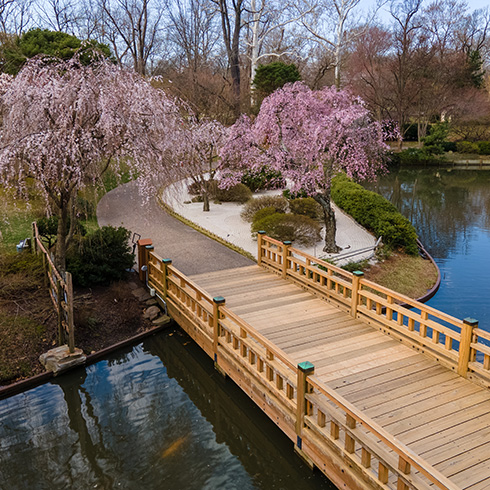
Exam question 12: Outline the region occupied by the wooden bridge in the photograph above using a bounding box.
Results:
[139,233,490,490]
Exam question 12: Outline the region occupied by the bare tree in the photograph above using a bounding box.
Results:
[34,0,81,34]
[296,0,377,88]
[99,0,166,75]
[0,0,33,35]
[212,0,245,116]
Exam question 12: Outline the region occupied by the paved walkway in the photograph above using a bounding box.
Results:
[97,181,253,276]
[97,180,376,275]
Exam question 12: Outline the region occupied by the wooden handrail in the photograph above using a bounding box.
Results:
[307,376,460,490]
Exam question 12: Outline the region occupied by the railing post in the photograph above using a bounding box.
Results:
[213,296,226,365]
[162,259,172,298]
[282,241,291,279]
[31,222,38,254]
[56,279,64,346]
[65,271,75,353]
[296,361,315,449]
[458,317,478,377]
[350,271,364,318]
[137,238,153,281]
[144,245,154,285]
[257,231,266,266]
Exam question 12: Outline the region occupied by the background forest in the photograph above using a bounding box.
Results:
[0,0,489,138]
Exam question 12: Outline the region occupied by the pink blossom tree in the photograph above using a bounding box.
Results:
[220,82,395,252]
[175,116,227,212]
[0,55,184,271]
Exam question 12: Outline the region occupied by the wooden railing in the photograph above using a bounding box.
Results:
[140,240,461,490]
[32,222,75,352]
[257,233,490,388]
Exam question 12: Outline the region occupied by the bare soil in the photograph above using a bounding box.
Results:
[0,253,152,387]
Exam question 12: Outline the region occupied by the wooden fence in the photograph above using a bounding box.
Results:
[32,222,75,353]
[257,232,490,389]
[139,239,461,490]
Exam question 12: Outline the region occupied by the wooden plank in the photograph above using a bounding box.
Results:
[387,395,490,441]
[449,459,490,489]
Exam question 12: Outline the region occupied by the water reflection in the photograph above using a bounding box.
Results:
[367,168,490,324]
[0,330,334,490]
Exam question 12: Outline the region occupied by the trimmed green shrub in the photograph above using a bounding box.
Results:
[289,197,322,220]
[442,141,458,152]
[252,206,279,224]
[214,183,252,203]
[241,195,289,222]
[477,141,490,155]
[456,141,479,154]
[331,174,418,255]
[241,165,286,192]
[67,226,134,287]
[283,188,308,199]
[252,213,321,246]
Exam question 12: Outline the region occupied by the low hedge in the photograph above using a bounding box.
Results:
[241,195,289,222]
[288,197,322,220]
[252,213,321,246]
[331,174,419,255]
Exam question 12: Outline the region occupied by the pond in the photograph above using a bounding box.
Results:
[366,167,490,327]
[0,328,335,490]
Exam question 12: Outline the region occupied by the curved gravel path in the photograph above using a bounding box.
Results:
[97,181,253,276]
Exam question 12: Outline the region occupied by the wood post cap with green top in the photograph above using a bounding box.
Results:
[298,361,315,373]
[213,296,226,304]
[162,258,172,264]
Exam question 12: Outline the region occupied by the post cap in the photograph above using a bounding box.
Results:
[298,361,315,373]
[353,270,364,277]
[145,245,154,250]
[283,241,292,246]
[464,317,479,326]
[162,258,172,264]
[213,296,226,304]
[258,230,266,235]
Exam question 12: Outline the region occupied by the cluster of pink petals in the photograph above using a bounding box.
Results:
[220,82,395,194]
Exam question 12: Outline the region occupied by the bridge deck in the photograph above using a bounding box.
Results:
[190,264,490,490]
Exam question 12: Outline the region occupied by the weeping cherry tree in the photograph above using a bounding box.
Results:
[0,55,184,271]
[220,82,396,252]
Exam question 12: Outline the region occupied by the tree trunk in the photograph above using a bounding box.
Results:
[314,192,340,253]
[202,192,210,212]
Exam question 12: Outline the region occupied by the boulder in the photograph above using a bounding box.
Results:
[144,305,161,321]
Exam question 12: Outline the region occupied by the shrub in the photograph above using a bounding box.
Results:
[396,148,446,166]
[331,174,418,255]
[456,141,480,154]
[252,213,321,246]
[241,195,289,222]
[241,165,286,192]
[252,206,279,224]
[67,226,134,287]
[477,141,490,155]
[283,188,308,199]
[442,141,457,152]
[214,183,252,203]
[289,197,322,220]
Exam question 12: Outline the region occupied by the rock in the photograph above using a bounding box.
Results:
[132,287,151,302]
[144,305,161,321]
[128,282,139,290]
[145,298,158,306]
[39,345,86,375]
[152,315,171,326]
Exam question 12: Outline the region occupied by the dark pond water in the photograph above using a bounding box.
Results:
[0,328,335,490]
[366,167,490,327]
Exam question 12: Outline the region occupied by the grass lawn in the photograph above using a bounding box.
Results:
[363,252,438,299]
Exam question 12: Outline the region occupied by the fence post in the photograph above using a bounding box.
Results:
[458,317,478,377]
[162,259,172,298]
[213,296,226,365]
[282,241,291,279]
[137,238,153,281]
[350,271,364,318]
[56,280,64,346]
[65,271,75,353]
[296,361,315,449]
[31,222,38,254]
[257,231,266,266]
